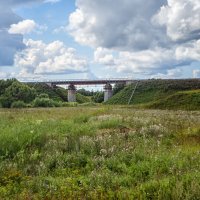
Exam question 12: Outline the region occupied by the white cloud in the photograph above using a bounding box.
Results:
[14,39,88,76]
[0,0,53,66]
[0,72,7,79]
[193,69,200,78]
[69,0,167,50]
[8,20,36,34]
[176,40,200,61]
[153,0,200,41]
[151,68,183,79]
[94,39,200,74]
[94,47,115,66]
[8,19,47,35]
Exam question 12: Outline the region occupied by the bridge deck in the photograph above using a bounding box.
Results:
[25,79,134,85]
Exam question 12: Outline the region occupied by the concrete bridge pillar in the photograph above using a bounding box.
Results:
[126,81,134,86]
[104,83,113,102]
[46,83,56,88]
[68,84,76,102]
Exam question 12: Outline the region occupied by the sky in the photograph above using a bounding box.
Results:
[0,0,200,81]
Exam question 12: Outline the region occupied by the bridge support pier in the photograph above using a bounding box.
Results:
[104,83,113,102]
[68,84,76,102]
[126,81,134,86]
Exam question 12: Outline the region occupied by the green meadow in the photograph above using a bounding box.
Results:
[0,107,200,199]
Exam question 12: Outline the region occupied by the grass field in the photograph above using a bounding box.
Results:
[0,107,200,199]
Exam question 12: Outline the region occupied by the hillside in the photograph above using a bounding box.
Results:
[147,90,200,110]
[107,79,200,110]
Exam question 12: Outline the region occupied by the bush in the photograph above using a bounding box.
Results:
[5,81,36,103]
[11,101,26,108]
[38,93,49,99]
[92,92,104,103]
[33,98,56,107]
[0,96,13,108]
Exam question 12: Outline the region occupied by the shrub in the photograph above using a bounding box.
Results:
[5,81,36,103]
[53,101,62,107]
[33,98,56,107]
[92,92,104,103]
[0,96,13,108]
[11,101,26,108]
[38,93,49,99]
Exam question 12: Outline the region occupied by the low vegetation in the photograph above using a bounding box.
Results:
[107,79,200,110]
[147,90,200,110]
[0,107,199,199]
[0,79,91,108]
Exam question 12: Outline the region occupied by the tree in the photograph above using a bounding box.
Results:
[113,83,126,95]
[92,91,104,103]
[0,81,37,107]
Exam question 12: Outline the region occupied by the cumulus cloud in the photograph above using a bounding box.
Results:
[69,0,167,51]
[94,47,115,66]
[14,39,88,76]
[94,47,179,74]
[68,0,200,75]
[9,19,47,35]
[0,71,8,79]
[0,0,55,67]
[8,20,37,35]
[193,70,200,78]
[151,68,183,79]
[153,0,200,42]
[94,39,200,75]
[0,8,25,66]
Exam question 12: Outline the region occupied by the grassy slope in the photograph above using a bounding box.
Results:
[107,79,200,109]
[147,90,200,110]
[0,107,200,199]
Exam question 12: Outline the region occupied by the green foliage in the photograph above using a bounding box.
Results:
[0,96,13,108]
[5,81,36,103]
[0,79,17,96]
[79,102,97,107]
[0,80,91,108]
[147,90,200,110]
[0,80,36,107]
[11,101,26,108]
[37,93,49,99]
[0,107,200,198]
[77,93,91,104]
[30,83,64,101]
[33,97,61,107]
[92,91,104,103]
[113,83,126,95]
[62,102,78,107]
[0,107,200,199]
[77,88,94,96]
[107,79,200,110]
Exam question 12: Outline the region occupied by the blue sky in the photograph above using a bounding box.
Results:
[0,0,200,80]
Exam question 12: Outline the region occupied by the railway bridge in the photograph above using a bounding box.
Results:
[25,79,134,102]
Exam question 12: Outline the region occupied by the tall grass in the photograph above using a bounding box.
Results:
[0,107,200,199]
